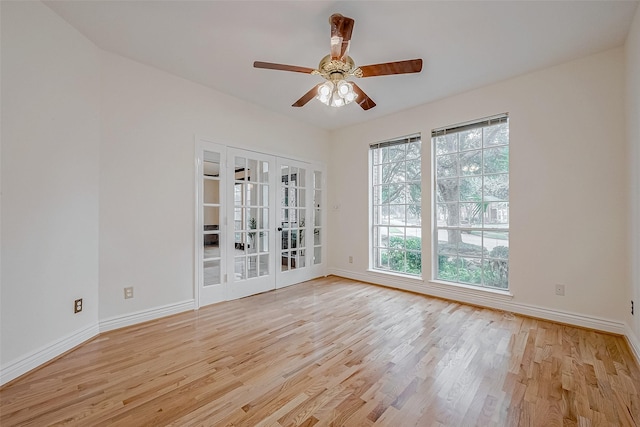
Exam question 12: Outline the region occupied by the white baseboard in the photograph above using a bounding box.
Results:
[328,269,629,336]
[2,284,636,388]
[1,300,196,386]
[1,323,99,386]
[99,300,195,333]
[624,325,640,365]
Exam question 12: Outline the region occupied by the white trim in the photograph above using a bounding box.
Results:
[366,268,424,282]
[2,283,636,388]
[99,300,195,333]
[1,301,196,386]
[194,134,316,168]
[1,323,99,386]
[429,279,513,298]
[194,136,202,309]
[625,323,640,365]
[329,269,628,335]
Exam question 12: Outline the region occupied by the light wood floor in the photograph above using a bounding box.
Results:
[1,276,639,426]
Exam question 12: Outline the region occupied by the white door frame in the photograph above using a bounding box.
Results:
[195,137,327,308]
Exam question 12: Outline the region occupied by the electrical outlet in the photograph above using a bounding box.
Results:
[555,284,565,296]
[124,287,134,299]
[74,298,83,313]
[348,256,353,264]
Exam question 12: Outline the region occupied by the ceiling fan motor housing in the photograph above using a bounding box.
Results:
[253,12,421,110]
[314,55,362,81]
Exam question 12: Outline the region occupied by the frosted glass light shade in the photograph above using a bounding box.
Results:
[315,79,357,107]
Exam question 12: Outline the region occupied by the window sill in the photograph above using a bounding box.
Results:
[366,269,423,282]
[428,279,514,300]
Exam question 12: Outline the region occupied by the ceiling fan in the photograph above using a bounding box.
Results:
[253,13,423,110]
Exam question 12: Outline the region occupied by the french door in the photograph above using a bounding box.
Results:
[226,148,276,299]
[196,140,325,308]
[276,158,325,287]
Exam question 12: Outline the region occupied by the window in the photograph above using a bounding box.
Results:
[370,135,422,276]
[433,114,509,289]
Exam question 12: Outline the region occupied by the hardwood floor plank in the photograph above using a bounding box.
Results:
[1,276,639,426]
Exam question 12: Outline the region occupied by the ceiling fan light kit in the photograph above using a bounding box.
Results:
[253,13,423,111]
[317,80,357,107]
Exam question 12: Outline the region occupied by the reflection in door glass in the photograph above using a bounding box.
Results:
[261,185,269,209]
[248,256,258,278]
[204,180,220,204]
[260,161,269,181]
[234,258,246,280]
[299,249,306,268]
[203,260,220,286]
[259,254,269,276]
[235,157,246,179]
[248,159,258,182]
[261,207,269,228]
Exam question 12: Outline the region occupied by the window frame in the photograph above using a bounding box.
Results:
[369,134,422,277]
[432,114,510,289]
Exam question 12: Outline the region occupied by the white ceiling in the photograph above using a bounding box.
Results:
[45,1,638,131]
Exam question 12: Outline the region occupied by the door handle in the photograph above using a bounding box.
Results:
[277,227,283,231]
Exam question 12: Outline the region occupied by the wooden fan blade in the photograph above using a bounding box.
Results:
[253,61,315,74]
[292,84,322,107]
[358,59,423,77]
[330,14,355,60]
[351,82,376,110]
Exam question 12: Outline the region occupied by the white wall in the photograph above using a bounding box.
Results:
[626,5,640,345]
[99,52,330,321]
[1,1,100,380]
[2,0,636,385]
[0,1,329,384]
[328,48,628,328]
